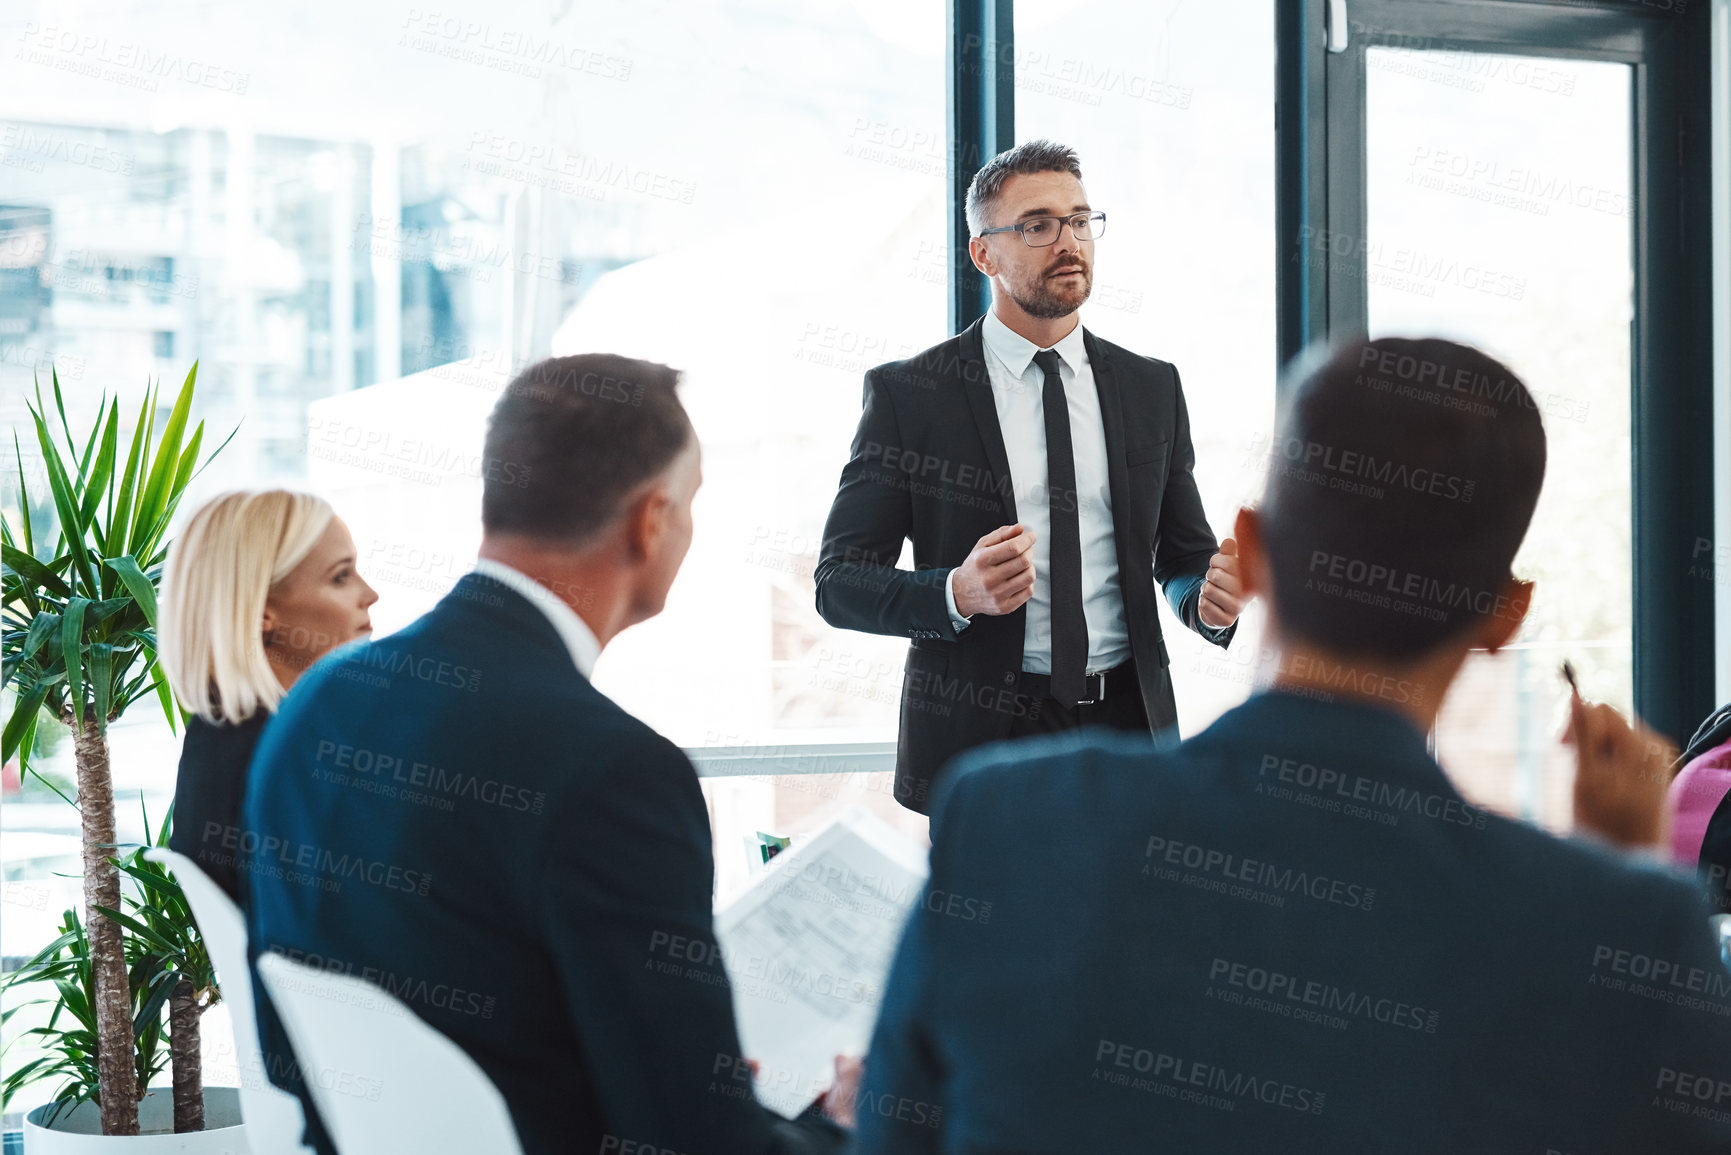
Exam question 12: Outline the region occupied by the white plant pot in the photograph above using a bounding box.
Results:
[25,1088,248,1153]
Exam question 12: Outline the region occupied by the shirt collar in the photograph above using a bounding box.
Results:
[469,558,600,679]
[982,308,1087,383]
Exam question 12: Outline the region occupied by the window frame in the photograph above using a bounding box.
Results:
[1274,0,1718,746]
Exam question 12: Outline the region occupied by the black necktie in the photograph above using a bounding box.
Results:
[1033,349,1088,705]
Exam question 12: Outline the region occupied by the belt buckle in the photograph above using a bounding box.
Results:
[1078,671,1106,705]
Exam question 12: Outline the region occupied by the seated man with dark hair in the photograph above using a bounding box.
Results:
[245,354,849,1153]
[856,337,1731,1153]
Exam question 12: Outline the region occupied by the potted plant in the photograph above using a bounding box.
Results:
[2,804,233,1146]
[2,365,239,1143]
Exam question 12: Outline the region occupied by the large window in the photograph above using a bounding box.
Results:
[0,2,956,930]
[0,3,1280,925]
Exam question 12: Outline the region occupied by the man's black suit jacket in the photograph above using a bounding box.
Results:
[815,316,1234,812]
[243,573,844,1154]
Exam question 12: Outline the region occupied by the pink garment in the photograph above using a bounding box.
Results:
[1667,739,1731,867]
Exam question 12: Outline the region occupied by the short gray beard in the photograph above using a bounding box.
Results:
[1008,266,1092,320]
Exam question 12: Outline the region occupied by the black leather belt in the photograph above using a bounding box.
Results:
[1017,660,1136,706]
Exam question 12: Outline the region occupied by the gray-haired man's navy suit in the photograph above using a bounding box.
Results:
[243,572,843,1154]
[857,691,1731,1153]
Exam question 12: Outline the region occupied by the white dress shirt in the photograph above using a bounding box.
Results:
[470,558,601,679]
[943,310,1132,674]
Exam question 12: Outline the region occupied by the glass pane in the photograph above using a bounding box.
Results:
[0,2,946,966]
[298,5,949,757]
[1014,0,1277,737]
[1363,47,1635,832]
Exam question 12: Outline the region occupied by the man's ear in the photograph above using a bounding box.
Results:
[1474,577,1534,654]
[968,235,994,277]
[622,484,671,563]
[1232,506,1270,599]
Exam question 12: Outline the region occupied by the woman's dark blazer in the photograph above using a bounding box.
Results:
[169,710,268,908]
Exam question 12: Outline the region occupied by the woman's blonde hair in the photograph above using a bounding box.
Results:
[159,490,335,725]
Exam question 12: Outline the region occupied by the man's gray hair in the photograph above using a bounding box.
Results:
[964,139,1084,236]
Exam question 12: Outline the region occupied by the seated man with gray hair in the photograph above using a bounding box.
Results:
[245,354,850,1153]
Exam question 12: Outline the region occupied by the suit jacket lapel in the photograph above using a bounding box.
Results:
[1084,327,1132,540]
[1086,327,1148,602]
[958,317,1018,523]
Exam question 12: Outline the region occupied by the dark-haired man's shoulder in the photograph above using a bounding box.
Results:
[924,711,1723,944]
[927,724,1179,842]
[1471,797,1718,932]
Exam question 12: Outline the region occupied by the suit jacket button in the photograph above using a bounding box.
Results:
[1003,673,1015,685]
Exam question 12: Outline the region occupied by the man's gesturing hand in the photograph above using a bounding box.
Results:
[952,523,1036,618]
[1199,537,1246,629]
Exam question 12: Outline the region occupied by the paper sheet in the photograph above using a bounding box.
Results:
[713,807,930,1116]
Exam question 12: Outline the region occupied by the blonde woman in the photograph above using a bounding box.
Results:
[158,490,377,905]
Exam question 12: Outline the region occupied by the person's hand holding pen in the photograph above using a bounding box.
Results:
[1561,660,1677,851]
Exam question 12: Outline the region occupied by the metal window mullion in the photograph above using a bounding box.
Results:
[948,0,1014,335]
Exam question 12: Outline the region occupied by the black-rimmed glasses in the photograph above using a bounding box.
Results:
[977,211,1106,247]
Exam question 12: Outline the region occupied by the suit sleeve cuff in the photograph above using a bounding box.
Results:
[1201,619,1237,648]
[1184,578,1234,649]
[944,568,971,632]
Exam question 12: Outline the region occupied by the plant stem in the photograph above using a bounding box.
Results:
[170,978,205,1132]
[73,717,140,1136]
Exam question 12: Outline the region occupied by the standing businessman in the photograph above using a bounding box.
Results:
[816,140,1243,813]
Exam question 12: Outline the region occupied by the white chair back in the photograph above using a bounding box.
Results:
[256,952,524,1155]
[145,847,313,1155]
